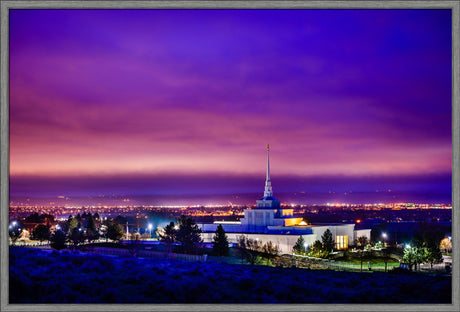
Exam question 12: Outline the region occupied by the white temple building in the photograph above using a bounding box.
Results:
[198,145,371,254]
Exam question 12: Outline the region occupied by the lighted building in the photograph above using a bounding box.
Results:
[198,145,371,254]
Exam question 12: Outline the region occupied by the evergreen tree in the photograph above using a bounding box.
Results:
[292,236,305,255]
[212,224,229,256]
[321,229,334,252]
[310,240,323,257]
[176,215,203,254]
[106,219,124,241]
[85,213,99,242]
[31,224,51,242]
[158,222,177,253]
[67,216,78,234]
[50,229,67,250]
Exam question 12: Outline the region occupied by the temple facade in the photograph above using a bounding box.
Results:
[198,145,371,254]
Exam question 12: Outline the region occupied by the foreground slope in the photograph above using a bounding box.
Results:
[9,247,451,303]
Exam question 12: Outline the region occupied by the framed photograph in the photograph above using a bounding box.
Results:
[1,1,458,311]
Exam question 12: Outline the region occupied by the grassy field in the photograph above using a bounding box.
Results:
[9,247,451,304]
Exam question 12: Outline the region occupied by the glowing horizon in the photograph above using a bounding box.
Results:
[9,9,452,200]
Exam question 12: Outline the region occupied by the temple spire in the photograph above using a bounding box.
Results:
[264,144,273,197]
[266,144,270,181]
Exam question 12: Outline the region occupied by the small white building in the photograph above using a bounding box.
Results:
[198,145,371,254]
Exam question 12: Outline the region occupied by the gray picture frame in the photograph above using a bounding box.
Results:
[1,1,459,311]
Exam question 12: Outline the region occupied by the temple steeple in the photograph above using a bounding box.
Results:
[264,144,273,197]
[256,144,280,210]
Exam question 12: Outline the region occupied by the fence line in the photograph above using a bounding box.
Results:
[92,247,207,262]
[292,255,448,273]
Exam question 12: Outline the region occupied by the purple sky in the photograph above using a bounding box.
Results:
[9,9,452,203]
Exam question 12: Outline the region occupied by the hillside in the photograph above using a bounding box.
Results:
[9,247,451,303]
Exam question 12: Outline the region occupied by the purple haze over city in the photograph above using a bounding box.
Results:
[9,9,452,205]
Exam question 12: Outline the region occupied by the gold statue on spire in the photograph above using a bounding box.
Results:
[267,144,269,152]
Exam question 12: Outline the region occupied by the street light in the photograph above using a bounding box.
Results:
[148,223,153,237]
[382,232,387,247]
[303,242,308,255]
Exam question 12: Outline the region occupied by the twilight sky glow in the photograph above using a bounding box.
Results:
[9,9,452,203]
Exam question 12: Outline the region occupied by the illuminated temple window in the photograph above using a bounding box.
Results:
[335,235,348,250]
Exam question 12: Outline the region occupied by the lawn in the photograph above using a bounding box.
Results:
[9,247,451,303]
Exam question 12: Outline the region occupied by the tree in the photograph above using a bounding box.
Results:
[382,248,391,272]
[158,222,177,253]
[176,215,203,254]
[235,235,262,265]
[292,236,306,255]
[426,244,443,270]
[85,213,99,243]
[69,227,84,249]
[25,213,41,223]
[42,214,55,226]
[403,246,417,271]
[356,236,368,249]
[31,224,51,242]
[212,224,229,256]
[310,240,323,257]
[9,221,23,245]
[413,246,428,272]
[106,219,124,242]
[321,229,334,253]
[262,241,280,265]
[50,230,67,250]
[356,236,369,272]
[244,238,262,265]
[67,216,78,234]
[440,237,452,252]
[236,235,248,264]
